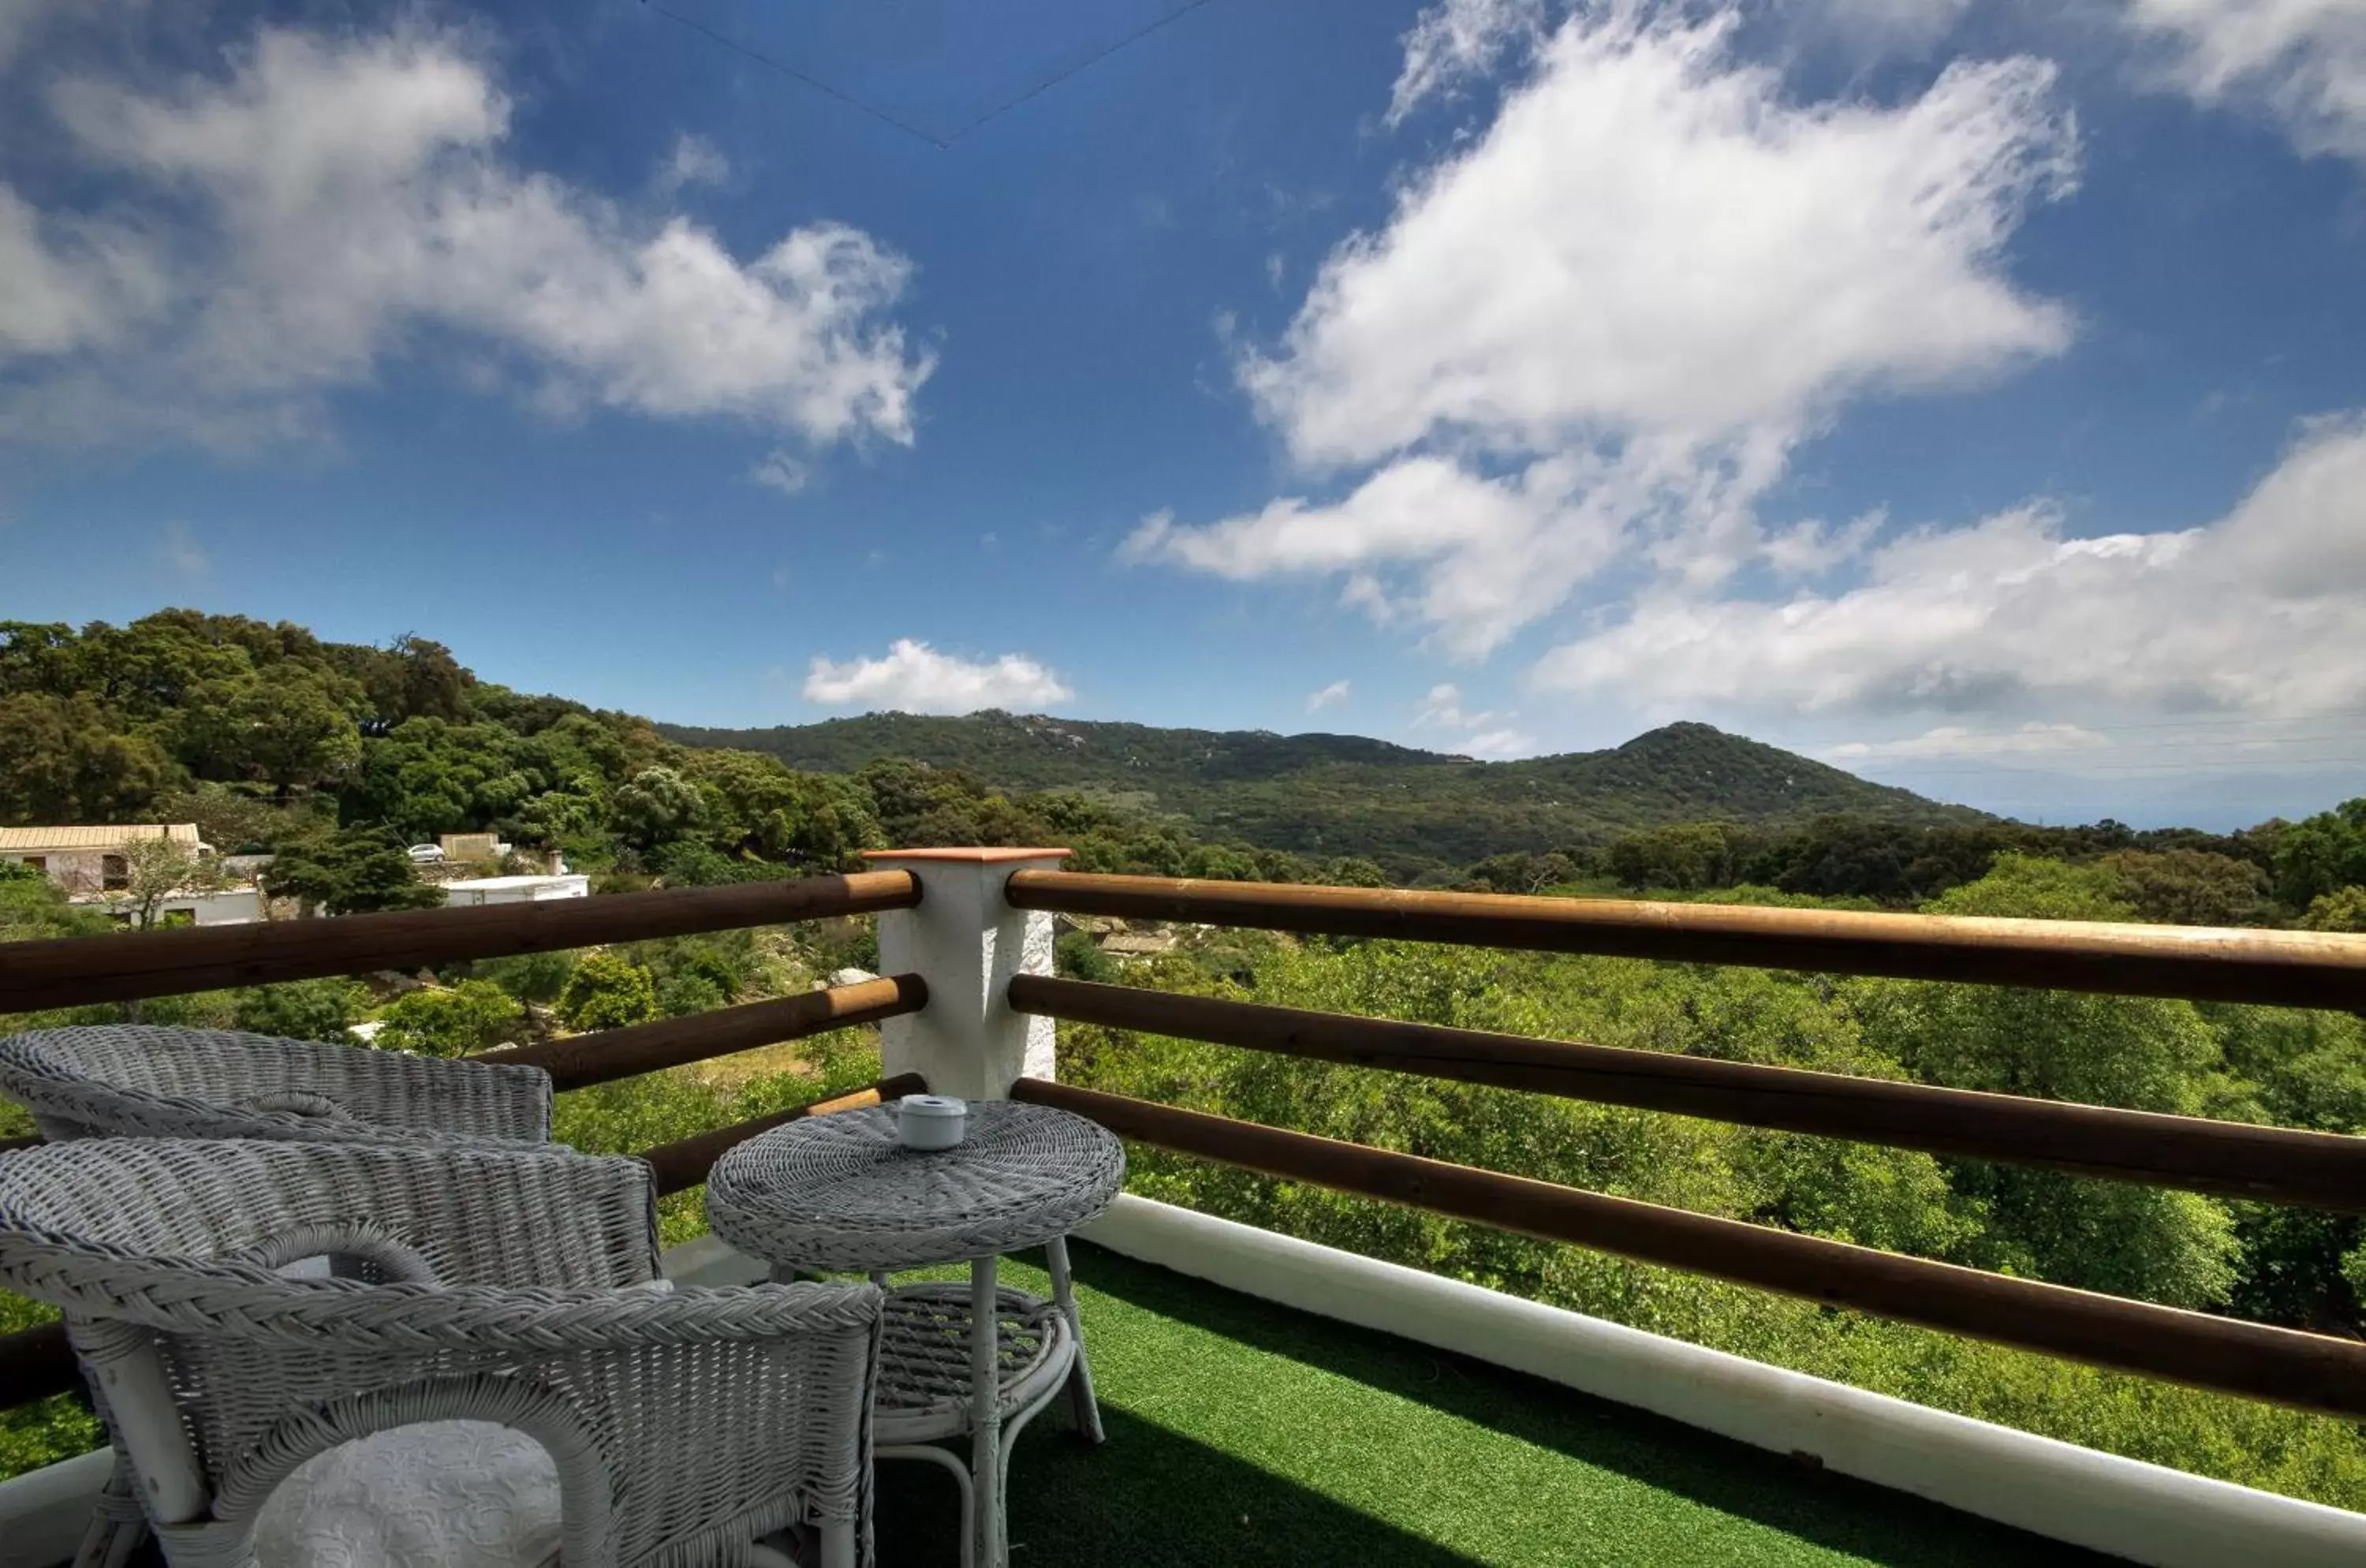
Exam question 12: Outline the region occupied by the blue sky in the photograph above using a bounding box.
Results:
[3,0,2364,829]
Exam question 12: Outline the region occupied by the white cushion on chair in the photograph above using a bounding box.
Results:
[252,1420,562,1568]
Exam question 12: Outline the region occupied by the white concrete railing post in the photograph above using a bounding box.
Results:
[863,848,1071,1101]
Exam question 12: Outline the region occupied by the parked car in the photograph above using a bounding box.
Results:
[405,844,446,864]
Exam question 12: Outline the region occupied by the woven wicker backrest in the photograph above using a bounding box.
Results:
[0,1140,883,1564]
[0,1138,656,1289]
[0,1025,551,1144]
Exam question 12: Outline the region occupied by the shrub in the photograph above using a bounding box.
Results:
[558,952,659,1032]
[375,980,524,1056]
[232,978,364,1043]
[479,950,578,1006]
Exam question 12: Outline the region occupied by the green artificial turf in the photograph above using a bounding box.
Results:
[872,1243,2120,1567]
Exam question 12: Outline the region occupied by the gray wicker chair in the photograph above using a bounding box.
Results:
[0,1025,552,1145]
[0,1138,884,1568]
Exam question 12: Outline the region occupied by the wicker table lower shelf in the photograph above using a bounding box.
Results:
[875,1284,1078,1440]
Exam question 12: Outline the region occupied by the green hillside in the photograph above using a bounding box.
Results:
[657,712,1983,875]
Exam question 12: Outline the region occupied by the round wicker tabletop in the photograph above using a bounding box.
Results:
[705,1101,1125,1273]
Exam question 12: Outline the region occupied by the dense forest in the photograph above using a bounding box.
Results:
[661,711,1980,880]
[0,611,1401,898]
[1063,857,2366,1510]
[8,610,2366,1514]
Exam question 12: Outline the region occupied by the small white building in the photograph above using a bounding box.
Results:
[114,887,268,928]
[0,823,207,897]
[440,873,591,908]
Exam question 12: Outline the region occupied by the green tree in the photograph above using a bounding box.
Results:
[153,782,304,856]
[110,835,234,929]
[226,664,364,795]
[1851,857,2242,1307]
[2099,849,2273,927]
[343,634,470,726]
[480,950,578,1007]
[0,692,174,822]
[342,718,545,843]
[1056,929,1117,983]
[375,980,524,1056]
[0,859,114,943]
[655,973,726,1018]
[1607,822,1748,891]
[262,827,444,915]
[2272,800,2366,909]
[611,767,705,854]
[2300,887,2366,932]
[232,979,364,1042]
[558,952,659,1031]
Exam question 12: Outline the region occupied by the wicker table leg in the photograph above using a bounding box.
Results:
[970,1254,1003,1568]
[1044,1235,1103,1444]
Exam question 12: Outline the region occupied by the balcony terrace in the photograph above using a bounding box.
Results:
[4,847,2366,1566]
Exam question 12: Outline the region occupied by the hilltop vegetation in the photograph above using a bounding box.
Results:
[0,611,1394,893]
[660,711,1980,880]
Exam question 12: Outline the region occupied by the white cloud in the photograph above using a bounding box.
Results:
[1141,6,2076,659]
[1461,726,1541,758]
[1249,11,2073,468]
[655,132,729,194]
[1387,0,1548,126]
[1305,679,1353,712]
[0,24,931,450]
[2125,0,2366,163]
[157,520,208,579]
[1534,414,2366,720]
[1809,0,1973,62]
[802,640,1075,714]
[1825,722,2110,761]
[749,450,810,496]
[1412,681,1498,730]
[1409,682,1537,756]
[0,186,164,357]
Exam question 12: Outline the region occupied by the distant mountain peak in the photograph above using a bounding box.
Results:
[655,709,1980,880]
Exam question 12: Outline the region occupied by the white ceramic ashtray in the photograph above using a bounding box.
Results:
[897,1094,969,1151]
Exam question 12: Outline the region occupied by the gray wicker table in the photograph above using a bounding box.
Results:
[706,1101,1124,1568]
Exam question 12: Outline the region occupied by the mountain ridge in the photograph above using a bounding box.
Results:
[658,711,1984,879]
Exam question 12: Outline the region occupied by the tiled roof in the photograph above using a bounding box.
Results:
[0,823,201,851]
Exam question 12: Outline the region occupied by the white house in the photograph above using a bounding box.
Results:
[0,823,207,897]
[121,887,268,928]
[439,873,591,908]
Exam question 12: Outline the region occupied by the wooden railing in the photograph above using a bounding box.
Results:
[0,870,924,1409]
[11,860,2366,1435]
[0,871,920,1014]
[1007,871,2366,1008]
[1009,975,2366,1210]
[1005,870,2366,1421]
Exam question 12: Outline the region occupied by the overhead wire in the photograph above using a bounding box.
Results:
[640,0,1223,149]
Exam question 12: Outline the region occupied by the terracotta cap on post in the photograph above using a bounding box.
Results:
[860,848,1072,864]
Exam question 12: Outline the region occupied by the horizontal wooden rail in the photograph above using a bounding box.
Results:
[0,871,920,1014]
[643,1073,926,1195]
[482,976,926,1092]
[1012,976,2366,1211]
[0,1321,74,1408]
[1013,1077,2366,1421]
[1006,871,2366,1010]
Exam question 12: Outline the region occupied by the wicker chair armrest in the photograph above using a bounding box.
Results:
[53,1271,883,1355]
